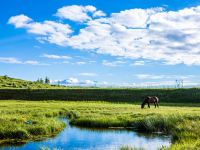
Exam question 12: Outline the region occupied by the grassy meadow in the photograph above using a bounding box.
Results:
[0,100,199,149]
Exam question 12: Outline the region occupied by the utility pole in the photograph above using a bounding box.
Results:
[175,79,184,88]
[94,81,98,87]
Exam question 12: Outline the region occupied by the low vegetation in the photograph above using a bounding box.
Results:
[0,101,199,149]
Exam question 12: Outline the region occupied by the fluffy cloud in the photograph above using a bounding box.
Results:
[8,15,72,46]
[110,8,163,28]
[8,14,32,28]
[56,5,105,22]
[8,5,200,65]
[93,10,106,18]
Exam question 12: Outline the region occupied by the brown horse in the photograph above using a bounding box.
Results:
[141,96,159,108]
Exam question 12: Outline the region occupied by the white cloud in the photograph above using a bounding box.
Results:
[78,73,97,76]
[52,77,96,86]
[8,5,200,65]
[136,74,164,80]
[110,8,163,28]
[42,54,71,59]
[24,60,39,65]
[0,57,42,65]
[8,16,72,46]
[8,14,32,28]
[93,10,106,17]
[56,5,105,22]
[66,77,79,84]
[102,60,126,67]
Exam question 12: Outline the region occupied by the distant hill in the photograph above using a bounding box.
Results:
[0,75,65,89]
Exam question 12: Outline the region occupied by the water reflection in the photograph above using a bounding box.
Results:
[2,119,171,150]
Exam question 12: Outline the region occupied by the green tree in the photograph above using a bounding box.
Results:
[45,77,50,84]
[37,78,44,84]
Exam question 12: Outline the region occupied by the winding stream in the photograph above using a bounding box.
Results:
[2,119,171,150]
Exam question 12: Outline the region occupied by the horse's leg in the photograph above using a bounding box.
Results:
[148,102,150,108]
[157,102,159,108]
[154,102,156,108]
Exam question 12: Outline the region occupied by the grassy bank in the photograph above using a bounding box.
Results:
[1,88,200,103]
[0,101,199,149]
[0,101,66,144]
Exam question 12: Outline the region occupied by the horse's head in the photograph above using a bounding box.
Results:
[141,97,150,109]
[141,103,145,108]
[141,98,146,109]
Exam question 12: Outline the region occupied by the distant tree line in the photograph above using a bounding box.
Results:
[36,77,50,84]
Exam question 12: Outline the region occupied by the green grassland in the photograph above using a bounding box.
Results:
[0,100,199,149]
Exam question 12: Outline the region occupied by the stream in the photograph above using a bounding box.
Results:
[2,119,171,150]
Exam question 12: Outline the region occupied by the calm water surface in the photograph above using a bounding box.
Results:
[2,119,171,150]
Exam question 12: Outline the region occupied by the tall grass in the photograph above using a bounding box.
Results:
[0,104,66,144]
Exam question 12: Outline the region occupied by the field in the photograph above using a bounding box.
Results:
[1,88,200,103]
[0,100,199,150]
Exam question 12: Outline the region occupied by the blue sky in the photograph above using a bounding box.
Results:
[1,0,200,87]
